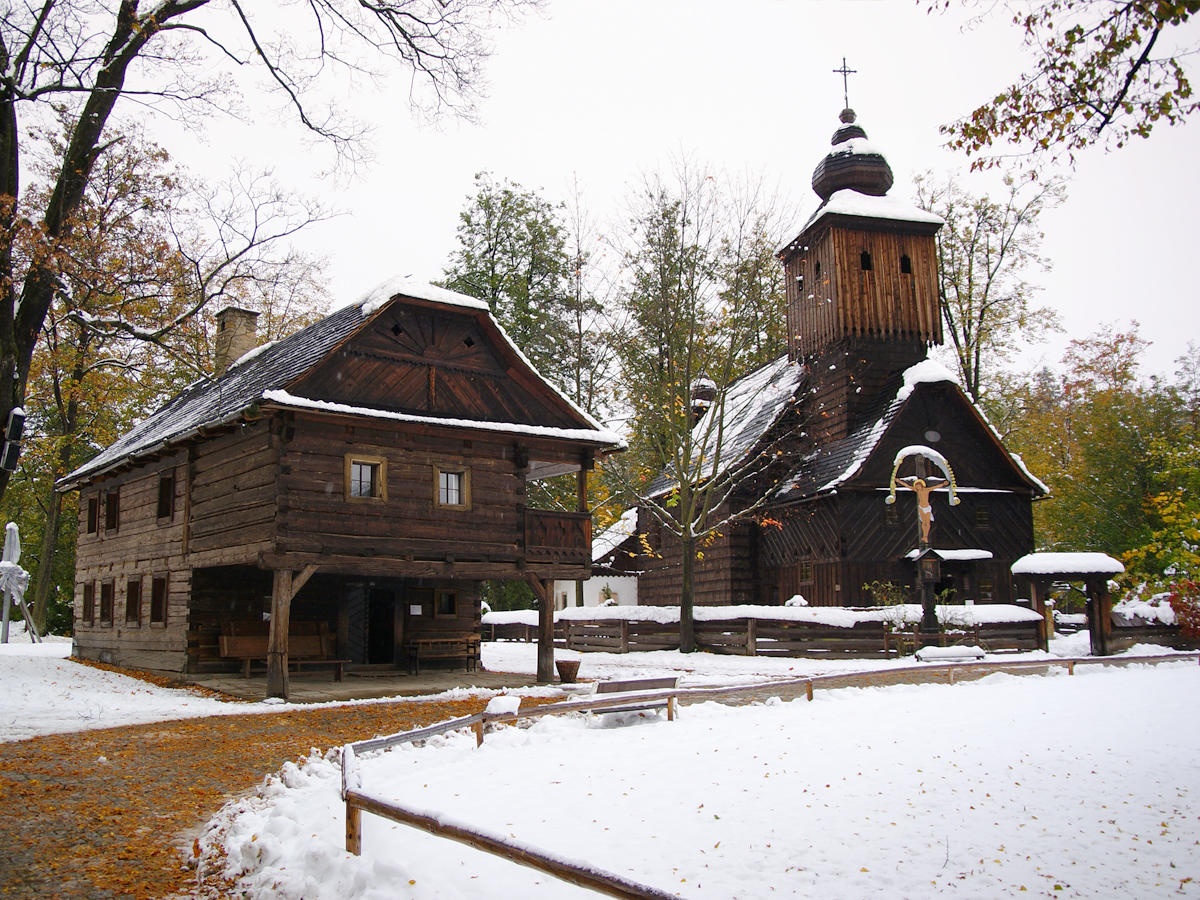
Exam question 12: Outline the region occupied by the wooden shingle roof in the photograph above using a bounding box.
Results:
[59,279,621,491]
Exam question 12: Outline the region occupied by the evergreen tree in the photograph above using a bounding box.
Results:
[442,172,575,390]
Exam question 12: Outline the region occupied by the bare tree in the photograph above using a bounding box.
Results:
[611,164,795,651]
[915,170,1066,402]
[8,124,329,632]
[0,0,534,502]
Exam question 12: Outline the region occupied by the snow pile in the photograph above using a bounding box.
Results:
[1112,594,1177,626]
[1011,552,1125,576]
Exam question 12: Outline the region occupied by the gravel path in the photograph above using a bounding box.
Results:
[0,697,498,898]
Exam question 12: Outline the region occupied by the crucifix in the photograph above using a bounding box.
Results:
[887,446,961,633]
[833,57,857,109]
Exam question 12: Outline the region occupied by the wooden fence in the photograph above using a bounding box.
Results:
[339,652,1198,897]
[485,615,1044,656]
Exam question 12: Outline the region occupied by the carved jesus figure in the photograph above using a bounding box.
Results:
[897,475,950,545]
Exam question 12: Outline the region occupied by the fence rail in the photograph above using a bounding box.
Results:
[340,652,1199,897]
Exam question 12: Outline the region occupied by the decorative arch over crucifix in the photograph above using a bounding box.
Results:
[886,445,960,546]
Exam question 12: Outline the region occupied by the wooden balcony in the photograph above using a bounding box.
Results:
[524,510,591,566]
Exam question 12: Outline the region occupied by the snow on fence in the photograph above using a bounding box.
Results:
[483,605,1046,656]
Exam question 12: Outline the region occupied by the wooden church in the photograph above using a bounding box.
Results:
[635,108,1047,608]
[60,279,622,696]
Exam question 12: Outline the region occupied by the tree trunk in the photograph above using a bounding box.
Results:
[29,490,62,634]
[679,536,696,653]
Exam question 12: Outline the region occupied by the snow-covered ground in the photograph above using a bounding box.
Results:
[3,634,1197,898]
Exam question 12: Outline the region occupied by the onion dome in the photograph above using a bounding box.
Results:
[810,108,894,201]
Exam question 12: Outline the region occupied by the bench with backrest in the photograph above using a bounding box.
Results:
[593,676,680,721]
[218,621,349,680]
[406,634,481,675]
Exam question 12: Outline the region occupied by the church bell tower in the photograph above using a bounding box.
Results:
[777,104,944,440]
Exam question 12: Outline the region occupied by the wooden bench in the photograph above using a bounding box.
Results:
[406,635,481,675]
[219,625,349,681]
[593,676,680,721]
[915,645,987,663]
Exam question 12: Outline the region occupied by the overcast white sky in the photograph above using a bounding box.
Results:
[167,0,1199,378]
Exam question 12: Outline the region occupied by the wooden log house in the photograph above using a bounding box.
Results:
[59,280,622,696]
[636,109,1047,609]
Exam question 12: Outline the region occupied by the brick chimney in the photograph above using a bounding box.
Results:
[213,307,260,375]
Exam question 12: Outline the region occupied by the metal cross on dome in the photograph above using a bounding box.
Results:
[833,57,857,109]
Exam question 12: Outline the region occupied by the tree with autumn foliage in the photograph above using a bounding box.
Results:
[935,0,1199,165]
[0,126,328,633]
[0,0,534,505]
[996,327,1200,597]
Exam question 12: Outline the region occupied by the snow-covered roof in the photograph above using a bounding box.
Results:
[1011,553,1126,577]
[779,189,944,255]
[905,549,994,562]
[776,358,1046,501]
[591,508,639,564]
[646,356,807,497]
[58,279,618,490]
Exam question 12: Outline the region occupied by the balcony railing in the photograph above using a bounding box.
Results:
[524,510,591,566]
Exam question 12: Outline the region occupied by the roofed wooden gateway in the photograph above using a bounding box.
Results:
[59,280,622,697]
[636,107,1047,609]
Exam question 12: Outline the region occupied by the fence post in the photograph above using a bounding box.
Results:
[805,680,813,702]
[346,800,363,855]
[620,619,629,653]
[746,618,757,656]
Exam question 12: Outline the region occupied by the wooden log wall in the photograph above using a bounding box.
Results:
[273,415,524,570]
[187,421,279,567]
[72,451,192,673]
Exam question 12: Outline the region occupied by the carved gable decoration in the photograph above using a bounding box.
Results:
[290,301,582,429]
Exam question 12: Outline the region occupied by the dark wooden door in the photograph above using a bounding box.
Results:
[367,589,396,664]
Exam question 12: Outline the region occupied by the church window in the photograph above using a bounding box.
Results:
[860,250,873,271]
[900,254,913,274]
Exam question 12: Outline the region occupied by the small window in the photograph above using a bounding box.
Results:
[82,583,95,624]
[126,578,142,625]
[978,576,995,603]
[86,497,99,534]
[99,581,114,624]
[814,260,822,279]
[103,488,119,532]
[157,472,175,520]
[900,254,913,275]
[435,466,470,509]
[345,454,387,501]
[435,590,458,617]
[797,561,814,584]
[860,250,873,271]
[975,505,992,529]
[150,577,168,624]
[884,503,900,527]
